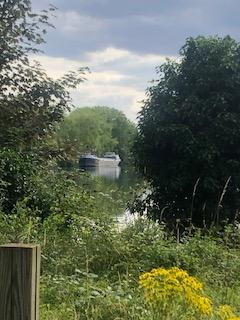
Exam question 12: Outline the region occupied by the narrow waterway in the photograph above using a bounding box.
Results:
[80,165,141,228]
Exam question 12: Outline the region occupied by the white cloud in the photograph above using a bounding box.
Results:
[86,47,173,67]
[88,71,131,84]
[71,84,145,120]
[87,47,130,64]
[30,47,176,121]
[57,11,106,34]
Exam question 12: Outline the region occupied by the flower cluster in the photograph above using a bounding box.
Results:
[218,305,240,320]
[139,267,212,315]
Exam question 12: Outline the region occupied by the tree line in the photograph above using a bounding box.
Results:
[56,106,136,164]
[134,36,240,227]
[1,0,240,228]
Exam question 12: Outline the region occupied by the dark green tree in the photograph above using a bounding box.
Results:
[0,0,87,211]
[134,36,240,227]
[57,106,136,163]
[0,0,87,150]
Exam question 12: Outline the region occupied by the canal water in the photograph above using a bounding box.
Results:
[81,166,121,180]
[80,165,139,188]
[81,165,141,228]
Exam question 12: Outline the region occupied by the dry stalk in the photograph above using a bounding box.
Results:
[215,176,231,225]
[190,178,200,221]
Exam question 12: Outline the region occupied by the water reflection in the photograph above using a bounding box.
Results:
[80,166,121,180]
[78,165,142,228]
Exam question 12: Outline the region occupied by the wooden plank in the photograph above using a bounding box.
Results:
[0,247,12,318]
[35,246,41,320]
[0,244,40,320]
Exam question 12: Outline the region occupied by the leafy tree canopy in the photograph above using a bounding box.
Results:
[0,0,88,150]
[0,0,88,212]
[134,36,240,227]
[56,106,136,163]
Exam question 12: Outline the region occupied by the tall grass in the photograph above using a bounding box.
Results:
[1,210,240,319]
[0,168,240,319]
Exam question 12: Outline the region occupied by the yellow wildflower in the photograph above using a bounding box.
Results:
[218,304,240,320]
[139,267,212,316]
[219,305,235,319]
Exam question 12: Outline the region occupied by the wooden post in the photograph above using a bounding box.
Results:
[0,244,40,320]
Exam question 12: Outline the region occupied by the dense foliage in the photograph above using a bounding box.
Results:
[56,106,136,163]
[1,182,240,320]
[0,148,36,211]
[134,36,240,227]
[1,3,240,320]
[0,0,88,210]
[0,0,88,150]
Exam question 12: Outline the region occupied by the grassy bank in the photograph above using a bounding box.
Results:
[0,167,240,319]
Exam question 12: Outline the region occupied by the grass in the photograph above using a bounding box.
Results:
[1,210,240,319]
[0,168,240,319]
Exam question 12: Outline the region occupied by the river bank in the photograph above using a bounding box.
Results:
[0,163,239,319]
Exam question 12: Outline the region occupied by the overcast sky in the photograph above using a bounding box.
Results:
[31,0,240,121]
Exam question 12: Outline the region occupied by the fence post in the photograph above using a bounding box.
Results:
[0,244,41,320]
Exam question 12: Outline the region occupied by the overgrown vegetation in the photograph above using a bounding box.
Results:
[1,1,240,319]
[1,170,240,320]
[56,106,136,164]
[134,36,240,227]
[0,0,88,151]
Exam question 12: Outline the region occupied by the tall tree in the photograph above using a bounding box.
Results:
[0,0,87,150]
[57,107,136,163]
[134,36,240,227]
[0,0,87,211]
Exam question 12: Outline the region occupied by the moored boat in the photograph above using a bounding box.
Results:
[79,152,121,167]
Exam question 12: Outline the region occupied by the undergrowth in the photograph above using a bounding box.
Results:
[0,167,240,319]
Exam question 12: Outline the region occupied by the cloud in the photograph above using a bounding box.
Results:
[32,0,240,60]
[29,0,240,122]
[57,11,106,34]
[30,47,175,121]
[86,47,130,64]
[71,83,145,120]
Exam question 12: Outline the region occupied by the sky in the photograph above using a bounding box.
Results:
[31,0,240,121]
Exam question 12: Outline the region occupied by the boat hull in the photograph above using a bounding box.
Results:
[79,157,99,167]
[79,157,120,167]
